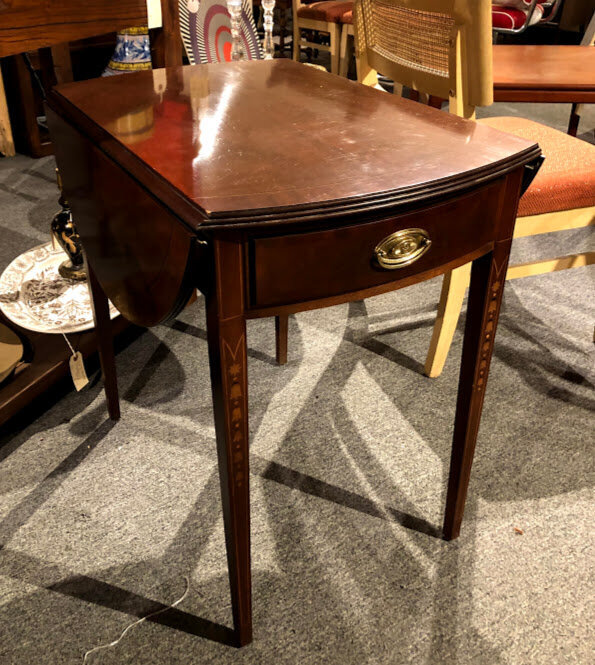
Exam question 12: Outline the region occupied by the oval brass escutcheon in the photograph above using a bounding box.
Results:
[374,228,432,270]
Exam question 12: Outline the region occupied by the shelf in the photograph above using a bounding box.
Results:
[0,311,141,428]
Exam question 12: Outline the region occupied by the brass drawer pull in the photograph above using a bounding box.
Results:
[374,228,432,269]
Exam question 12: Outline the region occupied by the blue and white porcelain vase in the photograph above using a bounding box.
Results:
[104,26,152,76]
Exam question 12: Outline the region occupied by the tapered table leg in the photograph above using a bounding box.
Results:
[275,314,288,365]
[567,102,580,137]
[86,258,120,421]
[443,242,512,540]
[206,239,252,646]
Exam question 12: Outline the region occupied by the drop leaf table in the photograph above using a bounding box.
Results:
[46,59,541,646]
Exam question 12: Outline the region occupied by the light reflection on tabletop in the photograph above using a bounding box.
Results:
[54,60,534,215]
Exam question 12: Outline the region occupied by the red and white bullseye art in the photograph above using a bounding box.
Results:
[180,0,262,65]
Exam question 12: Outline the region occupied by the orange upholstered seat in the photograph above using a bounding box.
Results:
[481,116,595,217]
[297,1,353,23]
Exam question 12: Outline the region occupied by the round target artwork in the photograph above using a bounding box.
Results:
[180,0,262,65]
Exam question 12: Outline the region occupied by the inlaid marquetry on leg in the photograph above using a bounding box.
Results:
[206,238,252,646]
[443,244,512,540]
[86,258,120,421]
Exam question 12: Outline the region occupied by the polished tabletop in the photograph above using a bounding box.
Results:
[52,60,535,222]
[493,45,595,92]
[48,58,542,646]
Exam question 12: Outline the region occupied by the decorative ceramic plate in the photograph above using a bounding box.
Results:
[0,243,118,334]
[180,0,262,65]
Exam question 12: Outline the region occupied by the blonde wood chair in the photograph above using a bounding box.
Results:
[353,0,595,378]
[354,0,493,116]
[0,72,15,157]
[339,12,354,77]
[293,0,353,73]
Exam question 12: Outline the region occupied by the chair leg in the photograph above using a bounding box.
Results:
[279,6,287,56]
[355,46,378,87]
[0,71,15,157]
[424,263,471,378]
[329,23,340,75]
[275,314,289,365]
[293,19,301,62]
[338,26,348,77]
[506,251,595,280]
[339,26,353,77]
[86,258,120,421]
[567,102,581,137]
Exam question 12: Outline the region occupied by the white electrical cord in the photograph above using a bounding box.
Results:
[82,576,190,663]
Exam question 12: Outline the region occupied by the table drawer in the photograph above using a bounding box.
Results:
[248,181,502,309]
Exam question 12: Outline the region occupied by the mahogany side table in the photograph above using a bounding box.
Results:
[493,44,595,135]
[493,45,595,104]
[46,60,541,646]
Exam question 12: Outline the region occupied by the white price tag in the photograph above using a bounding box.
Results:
[69,352,89,391]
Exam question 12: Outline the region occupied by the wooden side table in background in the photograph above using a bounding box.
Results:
[0,0,149,425]
[492,43,595,135]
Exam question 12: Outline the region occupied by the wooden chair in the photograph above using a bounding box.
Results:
[342,1,569,83]
[292,0,353,73]
[0,73,15,156]
[353,0,595,378]
[354,0,493,117]
[339,10,354,77]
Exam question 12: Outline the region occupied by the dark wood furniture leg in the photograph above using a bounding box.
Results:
[428,95,445,109]
[206,239,252,647]
[1,54,52,157]
[443,241,512,540]
[86,258,121,421]
[275,314,288,365]
[278,4,287,56]
[567,102,580,137]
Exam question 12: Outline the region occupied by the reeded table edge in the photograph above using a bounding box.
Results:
[47,81,542,231]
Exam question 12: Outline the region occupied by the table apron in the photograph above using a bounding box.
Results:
[243,241,494,319]
[245,179,507,312]
[493,88,595,104]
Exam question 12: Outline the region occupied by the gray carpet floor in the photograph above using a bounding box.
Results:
[0,99,593,665]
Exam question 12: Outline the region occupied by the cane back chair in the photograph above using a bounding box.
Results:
[353,0,595,377]
[354,0,493,116]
